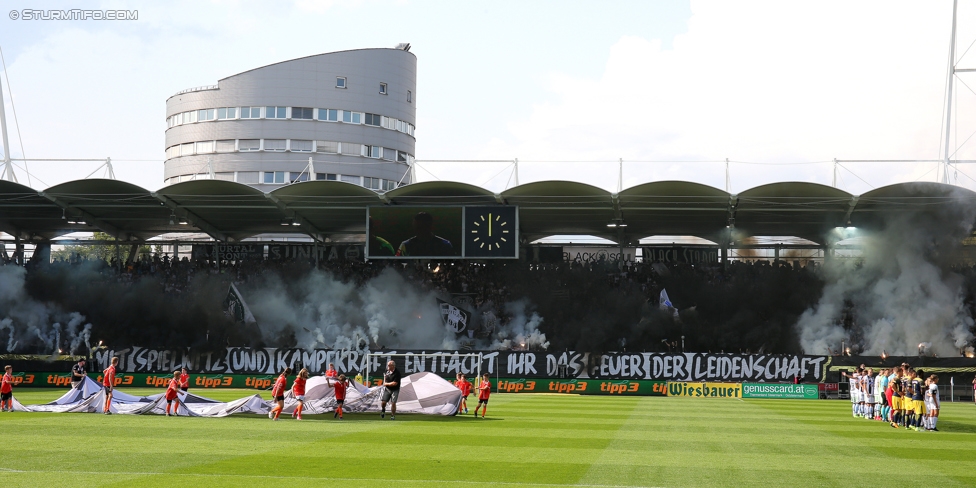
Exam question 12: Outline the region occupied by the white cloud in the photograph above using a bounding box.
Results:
[422,0,976,194]
[2,0,975,196]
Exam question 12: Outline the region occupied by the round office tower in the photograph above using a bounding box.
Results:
[164,45,416,192]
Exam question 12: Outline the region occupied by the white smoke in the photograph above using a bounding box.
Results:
[0,265,94,354]
[798,192,976,356]
[0,318,18,351]
[244,267,548,352]
[490,299,550,350]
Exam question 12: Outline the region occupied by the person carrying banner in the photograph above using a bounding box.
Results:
[103,357,118,415]
[1,365,13,412]
[455,373,472,414]
[71,359,86,389]
[473,373,491,419]
[380,360,400,420]
[291,368,308,421]
[328,373,348,419]
[268,367,291,421]
[179,367,190,392]
[165,371,181,417]
[925,375,940,431]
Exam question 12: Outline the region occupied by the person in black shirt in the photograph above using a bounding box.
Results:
[71,359,86,389]
[380,360,401,420]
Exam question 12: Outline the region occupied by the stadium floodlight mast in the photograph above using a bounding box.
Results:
[364,352,483,387]
[0,71,13,183]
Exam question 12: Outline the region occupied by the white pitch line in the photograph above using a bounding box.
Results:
[0,469,664,487]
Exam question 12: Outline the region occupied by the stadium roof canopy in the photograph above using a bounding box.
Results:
[1,179,974,245]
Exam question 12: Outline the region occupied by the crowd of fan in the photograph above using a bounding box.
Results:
[9,243,976,353]
[9,249,834,352]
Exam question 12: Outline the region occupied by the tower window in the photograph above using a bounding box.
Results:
[379,83,387,95]
[336,77,346,88]
[266,106,287,119]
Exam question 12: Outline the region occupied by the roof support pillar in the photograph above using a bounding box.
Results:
[842,196,859,226]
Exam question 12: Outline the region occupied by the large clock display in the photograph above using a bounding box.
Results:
[464,206,518,258]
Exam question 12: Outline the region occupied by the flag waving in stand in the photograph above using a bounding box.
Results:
[437,298,471,334]
[224,283,257,325]
[659,289,679,318]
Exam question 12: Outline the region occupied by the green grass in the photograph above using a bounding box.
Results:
[2,389,976,487]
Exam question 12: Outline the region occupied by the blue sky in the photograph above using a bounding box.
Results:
[1,0,974,193]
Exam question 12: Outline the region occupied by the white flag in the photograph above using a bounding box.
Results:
[660,289,679,319]
[659,289,673,309]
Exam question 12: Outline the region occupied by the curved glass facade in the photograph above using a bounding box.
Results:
[163,47,417,192]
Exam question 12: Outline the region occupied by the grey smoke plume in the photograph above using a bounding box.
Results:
[490,299,549,350]
[244,267,548,352]
[0,265,94,354]
[798,190,976,356]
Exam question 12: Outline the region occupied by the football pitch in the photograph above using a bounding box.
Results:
[3,389,976,487]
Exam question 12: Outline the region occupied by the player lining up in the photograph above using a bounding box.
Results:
[863,368,875,421]
[876,368,890,422]
[924,375,940,432]
[890,366,904,428]
[842,368,862,418]
[909,369,926,432]
[472,373,490,419]
[846,364,942,432]
[268,367,291,421]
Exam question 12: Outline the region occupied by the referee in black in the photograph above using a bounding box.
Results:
[380,360,401,420]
